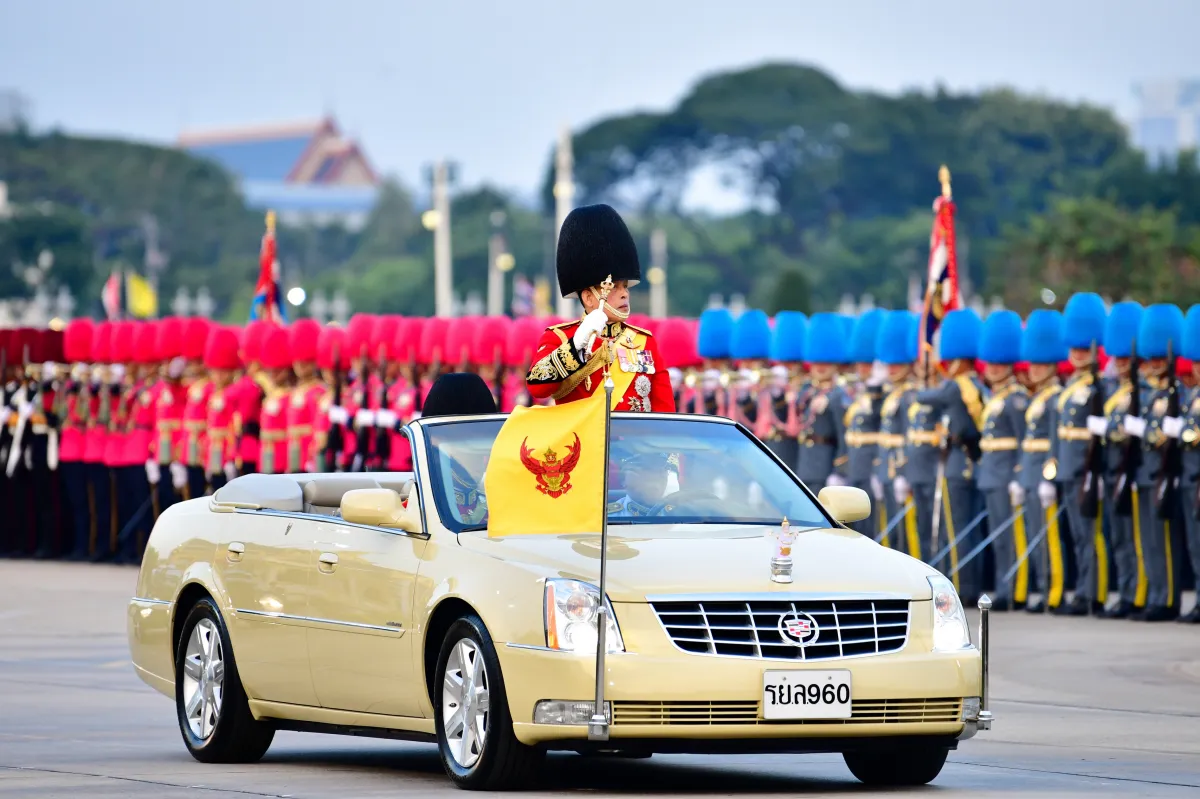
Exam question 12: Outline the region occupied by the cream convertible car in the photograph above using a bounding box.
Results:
[128,412,991,791]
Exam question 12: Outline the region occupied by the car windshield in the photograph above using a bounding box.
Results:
[421,416,832,534]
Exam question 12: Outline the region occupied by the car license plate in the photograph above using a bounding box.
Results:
[762,669,852,720]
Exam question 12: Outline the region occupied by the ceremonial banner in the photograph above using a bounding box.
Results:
[920,165,961,359]
[125,272,158,318]
[485,392,606,537]
[250,210,287,324]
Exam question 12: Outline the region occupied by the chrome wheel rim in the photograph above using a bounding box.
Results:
[441,638,490,768]
[182,618,224,740]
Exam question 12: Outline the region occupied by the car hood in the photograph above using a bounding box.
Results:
[457,525,937,602]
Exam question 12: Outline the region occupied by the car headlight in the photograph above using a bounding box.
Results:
[544,579,624,654]
[928,575,971,652]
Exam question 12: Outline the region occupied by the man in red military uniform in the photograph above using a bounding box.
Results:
[526,204,674,412]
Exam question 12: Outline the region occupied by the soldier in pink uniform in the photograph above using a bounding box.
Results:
[233,320,272,475]
[118,321,159,561]
[203,327,242,491]
[343,314,379,472]
[60,319,94,560]
[257,327,292,475]
[286,319,327,473]
[150,318,187,514]
[418,318,449,406]
[317,324,349,471]
[178,318,213,499]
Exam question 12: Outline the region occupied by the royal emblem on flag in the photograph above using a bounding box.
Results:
[520,434,582,498]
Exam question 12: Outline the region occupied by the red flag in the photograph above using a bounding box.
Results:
[919,166,960,360]
[101,271,121,320]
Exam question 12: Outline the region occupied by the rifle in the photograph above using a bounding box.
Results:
[374,344,391,469]
[5,344,30,477]
[351,346,372,472]
[1078,342,1104,518]
[1156,340,1182,518]
[1113,338,1141,516]
[324,340,344,471]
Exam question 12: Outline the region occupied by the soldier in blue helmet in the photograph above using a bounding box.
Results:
[1179,304,1200,624]
[761,311,807,467]
[912,309,988,602]
[1051,292,1109,616]
[796,313,850,491]
[978,310,1031,610]
[1017,307,1071,614]
[875,311,921,553]
[843,309,887,537]
[1099,301,1146,619]
[727,308,772,436]
[1124,303,1186,621]
[696,308,735,417]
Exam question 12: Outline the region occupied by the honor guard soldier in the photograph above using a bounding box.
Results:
[317,324,350,471]
[150,318,187,513]
[287,319,328,473]
[1054,292,1109,616]
[843,309,886,537]
[902,337,950,563]
[728,309,771,434]
[526,204,674,412]
[1178,304,1200,623]
[203,327,241,492]
[1125,304,1186,621]
[761,311,806,465]
[179,318,213,499]
[695,307,734,417]
[382,318,424,471]
[875,311,920,552]
[501,318,536,412]
[83,323,115,561]
[1020,315,1068,614]
[796,313,850,492]
[60,319,93,560]
[978,310,1031,609]
[342,314,380,472]
[233,320,272,476]
[258,327,292,475]
[914,309,988,601]
[656,318,697,413]
[103,323,136,558]
[1099,301,1145,618]
[119,322,159,560]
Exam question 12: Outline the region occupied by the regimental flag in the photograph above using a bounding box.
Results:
[920,165,961,362]
[485,392,606,537]
[250,210,287,324]
[125,272,158,318]
[101,271,121,320]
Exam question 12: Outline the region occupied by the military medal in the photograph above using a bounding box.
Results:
[632,374,652,412]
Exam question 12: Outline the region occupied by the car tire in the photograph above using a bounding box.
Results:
[434,614,544,790]
[843,741,949,786]
[175,597,274,764]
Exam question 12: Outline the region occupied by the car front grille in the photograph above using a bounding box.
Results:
[611,698,962,726]
[650,598,910,661]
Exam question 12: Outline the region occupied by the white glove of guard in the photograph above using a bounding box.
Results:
[870,473,884,501]
[0,407,11,427]
[328,405,349,425]
[410,410,422,420]
[375,409,398,428]
[1038,480,1057,508]
[1123,414,1147,439]
[825,473,848,488]
[354,408,376,427]
[1086,415,1108,437]
[145,459,161,485]
[1162,415,1185,440]
[170,461,187,490]
[893,475,911,504]
[224,461,238,482]
[17,401,34,421]
[1008,480,1025,507]
[109,364,126,381]
[572,308,610,352]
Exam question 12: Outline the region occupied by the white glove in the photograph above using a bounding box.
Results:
[1038,480,1057,508]
[1123,415,1147,439]
[870,473,884,500]
[354,408,376,427]
[572,308,610,351]
[41,361,57,378]
[0,407,11,427]
[867,361,888,388]
[17,401,34,421]
[1086,415,1108,437]
[223,461,238,482]
[668,367,683,389]
[893,475,911,504]
[328,405,349,425]
[825,473,848,488]
[1162,415,1185,440]
[145,459,161,485]
[1008,480,1025,507]
[375,409,398,428]
[109,364,126,380]
[170,461,187,490]
[167,357,187,379]
[410,410,422,420]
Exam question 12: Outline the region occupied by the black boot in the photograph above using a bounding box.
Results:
[1101,600,1134,619]
[1132,605,1179,622]
[1176,606,1200,624]
[1052,597,1089,617]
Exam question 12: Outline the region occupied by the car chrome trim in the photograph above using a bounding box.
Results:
[643,592,916,603]
[404,427,430,534]
[232,508,430,539]
[131,597,172,606]
[235,608,403,634]
[504,643,636,655]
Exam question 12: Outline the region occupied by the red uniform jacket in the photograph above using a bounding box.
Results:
[125,379,156,467]
[233,374,267,469]
[525,320,675,412]
[259,384,289,475]
[60,383,87,463]
[288,380,329,473]
[180,378,213,467]
[205,384,238,477]
[152,381,186,465]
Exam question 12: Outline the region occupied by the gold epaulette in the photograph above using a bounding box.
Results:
[621,321,652,337]
[547,320,577,331]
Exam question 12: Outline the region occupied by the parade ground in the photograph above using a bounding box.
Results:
[0,562,1196,797]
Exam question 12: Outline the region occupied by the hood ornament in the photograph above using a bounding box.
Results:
[770,516,797,583]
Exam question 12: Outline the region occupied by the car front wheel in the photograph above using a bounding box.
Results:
[434,614,543,790]
[843,740,950,786]
[175,597,274,763]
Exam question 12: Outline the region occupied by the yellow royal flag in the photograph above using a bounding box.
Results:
[125,272,158,318]
[485,392,606,537]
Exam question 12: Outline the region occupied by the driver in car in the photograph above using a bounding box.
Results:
[607,450,679,517]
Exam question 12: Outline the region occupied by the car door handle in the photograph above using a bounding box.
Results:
[227,542,245,561]
[318,552,338,572]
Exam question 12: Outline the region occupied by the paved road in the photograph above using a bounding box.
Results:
[2,561,1199,797]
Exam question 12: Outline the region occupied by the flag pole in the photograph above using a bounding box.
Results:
[589,276,616,742]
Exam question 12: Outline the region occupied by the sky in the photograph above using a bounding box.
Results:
[2,0,1198,209]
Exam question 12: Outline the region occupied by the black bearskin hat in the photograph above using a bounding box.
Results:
[422,373,498,418]
[555,204,642,298]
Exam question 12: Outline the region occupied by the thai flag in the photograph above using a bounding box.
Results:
[919,172,960,360]
[249,212,287,324]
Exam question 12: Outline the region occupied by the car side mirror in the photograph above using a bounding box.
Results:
[341,488,422,533]
[817,485,871,525]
